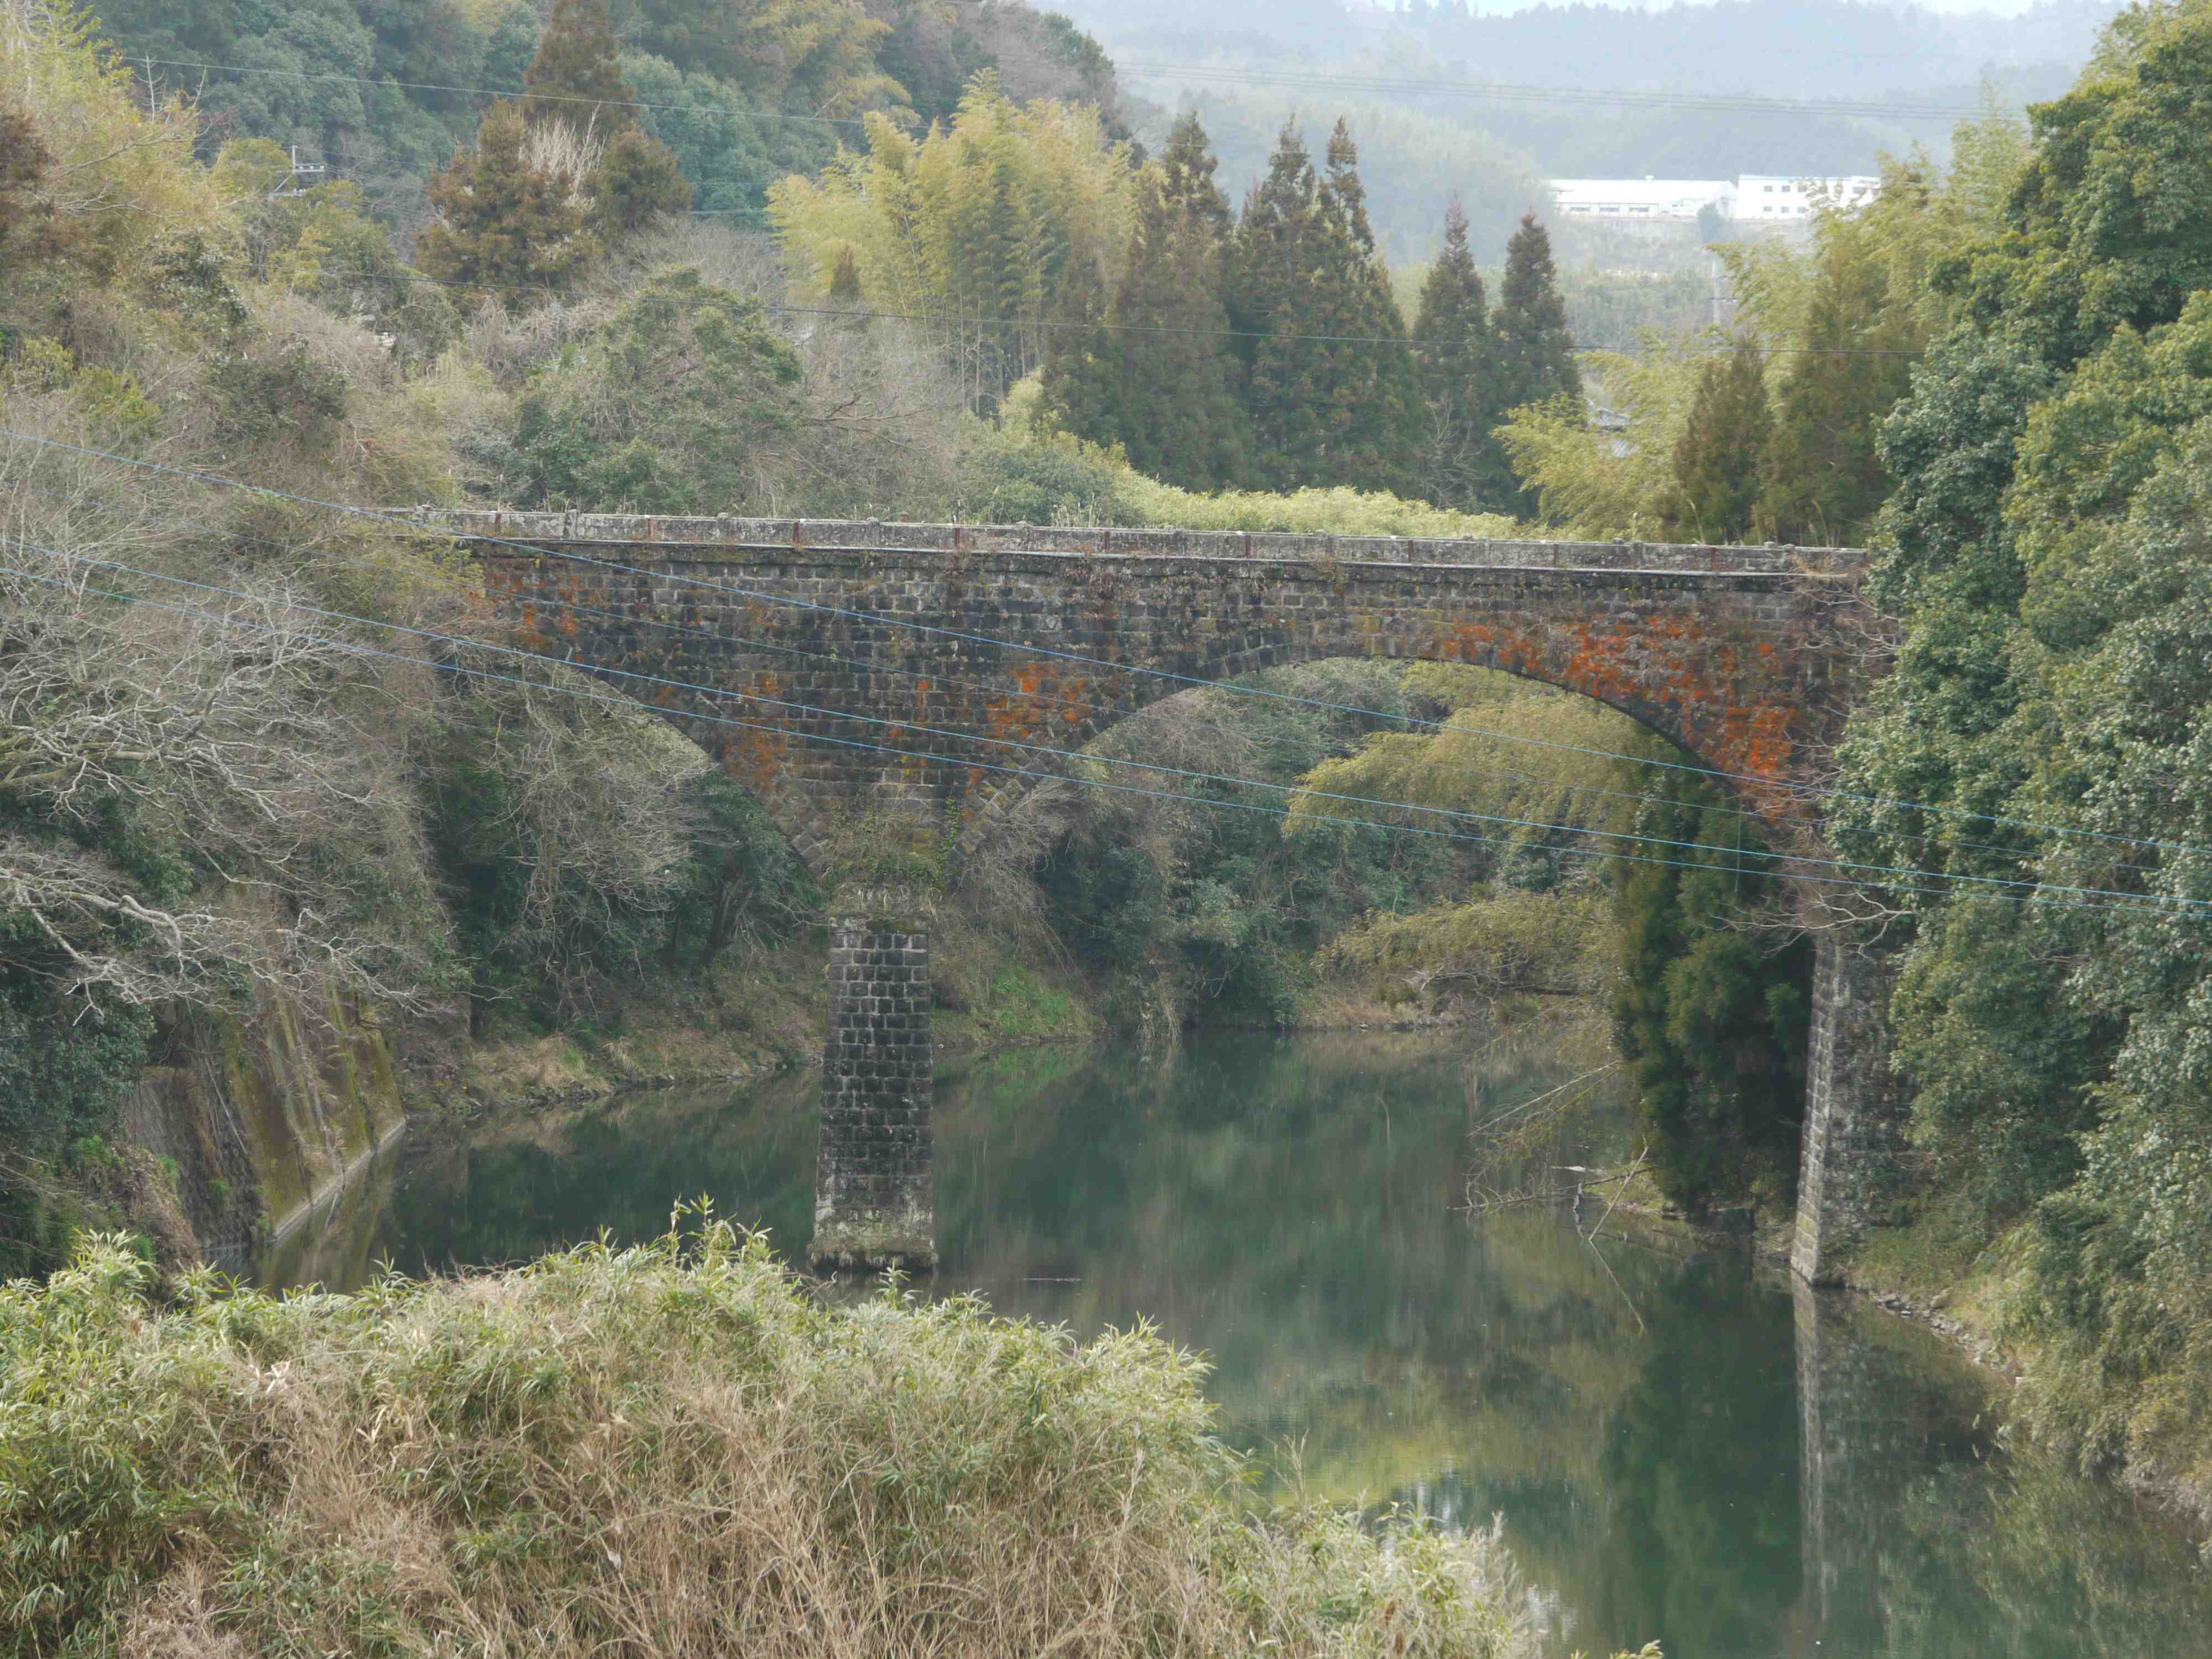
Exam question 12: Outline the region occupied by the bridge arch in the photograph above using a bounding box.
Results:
[430,512,1865,869]
[948,617,1799,876]
[425,510,1898,1288]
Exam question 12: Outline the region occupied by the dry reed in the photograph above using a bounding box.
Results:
[0,1217,1573,1659]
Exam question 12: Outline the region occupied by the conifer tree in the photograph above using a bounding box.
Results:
[1157,109,1230,238]
[1228,119,1420,494]
[520,0,690,241]
[1760,236,1914,545]
[829,245,863,305]
[1060,112,1248,489]
[1225,121,1326,486]
[523,0,633,132]
[1318,119,1425,493]
[1411,196,1496,509]
[416,99,594,305]
[1488,211,1582,514]
[1668,338,1772,543]
[1039,252,1120,455]
[588,124,692,236]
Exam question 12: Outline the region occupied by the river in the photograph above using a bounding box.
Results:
[263,1029,2208,1657]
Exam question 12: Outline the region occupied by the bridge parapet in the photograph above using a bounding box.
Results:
[401,507,1860,578]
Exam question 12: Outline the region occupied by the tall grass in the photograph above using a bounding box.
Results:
[0,1218,1588,1658]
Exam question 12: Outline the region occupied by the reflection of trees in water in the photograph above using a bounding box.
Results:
[1592,1265,1801,1657]
[1375,1259,1800,1659]
[363,1074,819,1284]
[291,1032,2211,1657]
[1876,1451,2206,1657]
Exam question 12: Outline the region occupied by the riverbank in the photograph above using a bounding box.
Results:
[1587,1164,2212,1529]
[401,936,1107,1118]
[4,1226,1563,1659]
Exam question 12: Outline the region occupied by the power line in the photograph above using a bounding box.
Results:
[6,428,2195,860]
[1120,58,2028,124]
[22,478,2109,877]
[143,51,2025,135]
[275,236,1922,361]
[4,549,2188,919]
[142,57,875,133]
[22,534,2177,910]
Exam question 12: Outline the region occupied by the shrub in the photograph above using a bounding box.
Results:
[0,1225,1557,1658]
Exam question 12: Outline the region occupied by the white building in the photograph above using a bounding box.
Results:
[1548,174,1884,226]
[1733,174,1881,221]
[1549,176,1734,222]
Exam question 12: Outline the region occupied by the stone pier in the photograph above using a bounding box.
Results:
[810,886,937,1274]
[1792,931,1912,1285]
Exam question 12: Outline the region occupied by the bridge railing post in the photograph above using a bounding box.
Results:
[811,885,937,1275]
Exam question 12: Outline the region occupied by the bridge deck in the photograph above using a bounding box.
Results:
[405,508,1864,578]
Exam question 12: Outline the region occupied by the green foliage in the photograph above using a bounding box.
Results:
[200,341,351,462]
[218,143,459,365]
[770,76,1136,406]
[1227,119,1424,495]
[1758,221,1920,545]
[1045,112,1251,491]
[1495,342,1702,538]
[1948,2,2212,371]
[958,430,1133,525]
[609,0,906,117]
[661,772,820,969]
[1410,196,1499,511]
[585,121,693,236]
[1668,338,1772,544]
[1038,662,1451,1028]
[0,102,52,279]
[1110,473,1517,536]
[416,98,596,305]
[1816,0,2212,1481]
[0,983,153,1161]
[619,50,834,220]
[1611,783,1810,1218]
[1486,211,1582,515]
[505,265,803,512]
[1321,888,1614,1009]
[523,0,634,131]
[0,1227,1540,1657]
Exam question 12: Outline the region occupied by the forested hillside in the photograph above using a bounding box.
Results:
[9,0,2212,1524]
[86,0,1126,226]
[1484,0,2212,1498]
[0,0,1564,1280]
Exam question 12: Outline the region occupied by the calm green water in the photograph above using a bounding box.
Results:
[265,1031,2208,1658]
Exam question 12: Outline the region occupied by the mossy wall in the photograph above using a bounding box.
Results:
[120,989,405,1272]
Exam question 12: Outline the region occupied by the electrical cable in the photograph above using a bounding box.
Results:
[288,248,1931,358]
[141,51,2023,131]
[141,57,875,132]
[17,478,2126,876]
[9,534,2198,914]
[4,551,2192,919]
[1117,58,2029,122]
[7,425,2199,861]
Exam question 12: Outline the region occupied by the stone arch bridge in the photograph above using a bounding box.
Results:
[410,509,1905,1289]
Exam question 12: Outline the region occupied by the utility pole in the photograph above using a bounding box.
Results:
[269,146,329,199]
